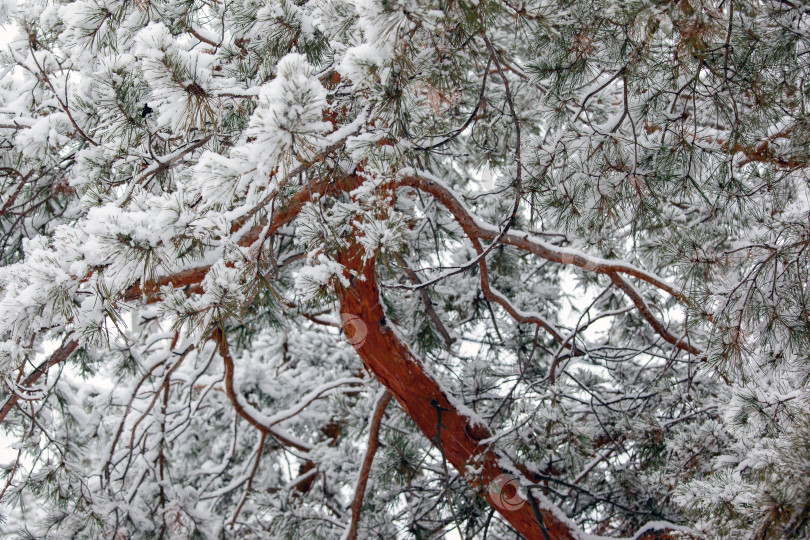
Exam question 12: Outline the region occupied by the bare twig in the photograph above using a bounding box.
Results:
[344,390,392,540]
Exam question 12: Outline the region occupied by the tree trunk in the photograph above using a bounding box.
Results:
[336,247,579,540]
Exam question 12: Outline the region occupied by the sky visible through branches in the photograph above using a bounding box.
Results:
[0,1,809,539]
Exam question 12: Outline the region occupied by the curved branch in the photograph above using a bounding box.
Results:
[476,250,566,346]
[608,273,701,356]
[345,390,392,540]
[123,172,362,303]
[215,328,312,453]
[28,39,98,147]
[103,353,176,483]
[0,337,78,425]
[396,173,700,357]
[230,432,267,527]
[394,253,456,348]
[397,172,685,300]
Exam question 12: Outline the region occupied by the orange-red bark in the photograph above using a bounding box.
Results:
[336,246,580,540]
[72,170,692,539]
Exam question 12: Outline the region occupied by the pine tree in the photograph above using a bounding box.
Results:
[0,0,808,538]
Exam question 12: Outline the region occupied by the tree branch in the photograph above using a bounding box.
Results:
[215,327,312,452]
[345,390,392,540]
[398,172,684,300]
[396,173,700,357]
[335,244,692,539]
[608,272,701,356]
[393,253,456,349]
[0,337,78,425]
[123,172,362,302]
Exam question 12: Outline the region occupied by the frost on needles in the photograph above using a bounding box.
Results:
[0,0,809,539]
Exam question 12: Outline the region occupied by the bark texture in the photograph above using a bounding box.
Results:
[336,247,580,540]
